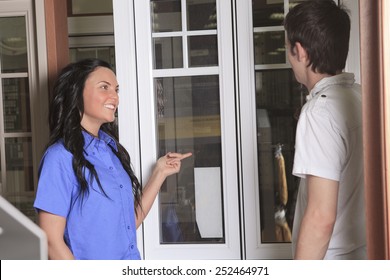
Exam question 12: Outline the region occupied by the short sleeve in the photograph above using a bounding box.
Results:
[33,144,77,217]
[292,107,346,181]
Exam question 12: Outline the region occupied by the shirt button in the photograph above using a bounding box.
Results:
[120,185,123,188]
[109,166,113,170]
[131,245,134,249]
[127,226,130,229]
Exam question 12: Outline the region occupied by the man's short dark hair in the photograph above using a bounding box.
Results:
[284,0,351,75]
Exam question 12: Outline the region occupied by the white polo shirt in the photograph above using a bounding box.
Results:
[292,73,366,259]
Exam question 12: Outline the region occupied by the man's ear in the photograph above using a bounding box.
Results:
[295,42,308,62]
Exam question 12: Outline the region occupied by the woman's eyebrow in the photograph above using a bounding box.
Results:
[98,80,119,88]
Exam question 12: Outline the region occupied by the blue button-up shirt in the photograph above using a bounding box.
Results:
[34,130,141,260]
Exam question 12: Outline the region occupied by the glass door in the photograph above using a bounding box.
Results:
[134,0,240,259]
[238,0,359,259]
[0,0,42,223]
[238,0,309,259]
[114,0,240,259]
[114,0,359,259]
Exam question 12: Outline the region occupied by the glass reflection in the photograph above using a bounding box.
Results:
[289,0,309,11]
[254,31,286,65]
[6,195,36,222]
[70,0,113,15]
[153,37,183,69]
[187,0,216,30]
[2,78,31,133]
[5,137,33,190]
[69,47,116,70]
[255,69,306,243]
[156,75,225,244]
[151,0,182,32]
[0,17,28,73]
[252,0,284,27]
[188,35,218,67]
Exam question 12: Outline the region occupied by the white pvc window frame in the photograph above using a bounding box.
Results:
[0,0,48,198]
[114,0,240,260]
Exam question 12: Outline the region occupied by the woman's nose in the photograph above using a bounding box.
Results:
[110,90,119,99]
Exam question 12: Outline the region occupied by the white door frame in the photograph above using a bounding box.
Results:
[113,0,361,260]
[237,0,361,259]
[114,0,240,259]
[0,0,48,193]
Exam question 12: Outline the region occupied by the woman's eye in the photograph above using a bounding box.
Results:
[101,85,108,90]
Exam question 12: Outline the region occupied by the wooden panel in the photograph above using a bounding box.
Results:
[44,0,69,94]
[359,0,390,260]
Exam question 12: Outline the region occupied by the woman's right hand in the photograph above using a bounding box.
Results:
[155,152,192,178]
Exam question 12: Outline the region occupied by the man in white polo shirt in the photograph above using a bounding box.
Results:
[284,0,366,259]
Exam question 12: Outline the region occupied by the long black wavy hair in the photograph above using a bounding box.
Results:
[47,58,142,214]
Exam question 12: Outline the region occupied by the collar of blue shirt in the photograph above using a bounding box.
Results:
[82,130,118,155]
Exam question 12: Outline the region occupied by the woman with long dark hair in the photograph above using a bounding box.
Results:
[34,58,191,260]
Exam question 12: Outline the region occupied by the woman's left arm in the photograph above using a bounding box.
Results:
[135,152,192,228]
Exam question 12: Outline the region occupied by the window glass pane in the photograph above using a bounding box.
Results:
[188,35,218,67]
[6,195,36,222]
[0,17,28,73]
[5,137,34,191]
[70,0,113,15]
[2,78,31,133]
[4,137,35,220]
[187,0,216,31]
[156,75,224,244]
[151,0,182,32]
[255,69,306,243]
[69,47,116,70]
[153,37,183,69]
[254,31,286,65]
[252,0,284,27]
[289,0,309,10]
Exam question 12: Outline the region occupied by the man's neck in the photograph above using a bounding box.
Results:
[305,71,334,92]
